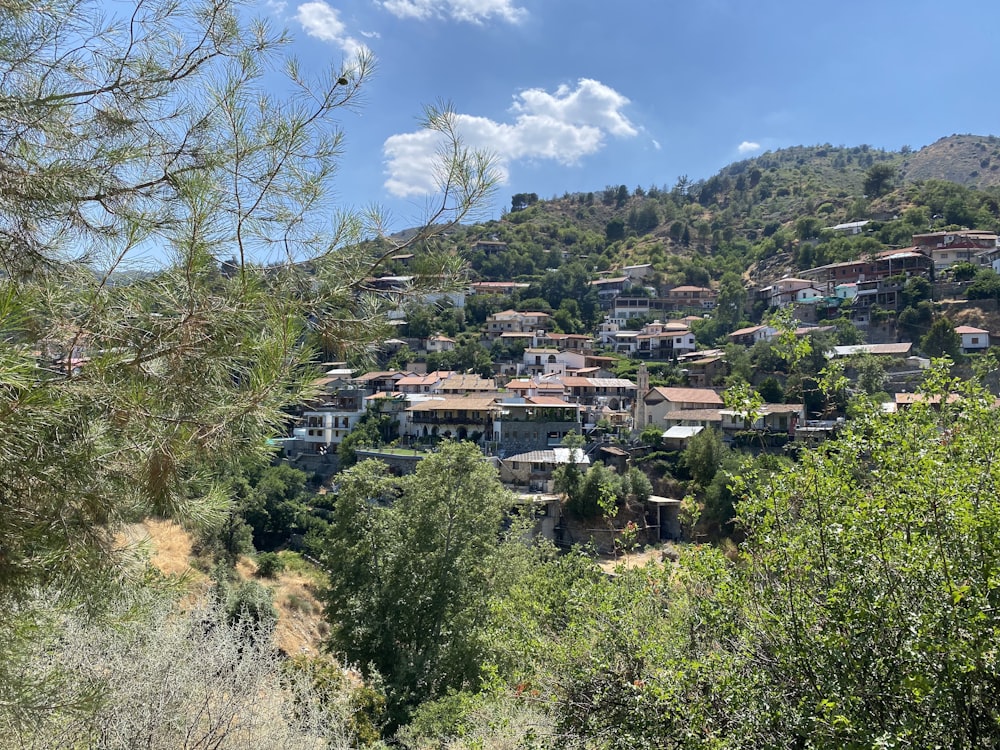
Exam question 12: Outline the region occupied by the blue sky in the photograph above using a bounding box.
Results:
[270,0,1000,229]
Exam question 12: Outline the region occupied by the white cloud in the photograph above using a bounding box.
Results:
[360,30,382,38]
[737,140,762,154]
[295,2,369,57]
[652,139,661,151]
[379,0,527,24]
[383,79,638,197]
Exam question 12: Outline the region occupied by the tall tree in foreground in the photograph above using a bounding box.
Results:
[322,442,510,726]
[0,0,497,729]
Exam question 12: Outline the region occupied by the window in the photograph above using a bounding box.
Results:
[972,337,980,344]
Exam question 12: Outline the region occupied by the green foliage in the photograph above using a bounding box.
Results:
[255,551,285,578]
[605,217,626,241]
[852,352,888,395]
[287,654,388,746]
[622,466,653,503]
[757,375,784,403]
[898,299,935,340]
[723,381,764,429]
[0,0,499,727]
[967,268,1000,301]
[321,442,510,726]
[237,463,316,552]
[225,579,278,635]
[681,427,726,487]
[2,593,357,748]
[951,261,979,282]
[511,192,538,212]
[639,423,664,448]
[338,409,399,467]
[715,271,748,328]
[459,372,1000,747]
[863,161,897,197]
[921,316,961,358]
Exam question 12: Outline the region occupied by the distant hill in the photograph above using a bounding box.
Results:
[396,134,1000,294]
[901,134,1000,188]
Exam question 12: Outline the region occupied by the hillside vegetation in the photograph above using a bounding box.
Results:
[421,135,1000,294]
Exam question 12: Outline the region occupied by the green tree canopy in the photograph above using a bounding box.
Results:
[321,442,511,725]
[921,316,961,358]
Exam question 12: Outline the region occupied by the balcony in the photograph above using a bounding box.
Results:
[410,415,490,426]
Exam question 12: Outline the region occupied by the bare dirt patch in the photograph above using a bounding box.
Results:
[597,546,673,574]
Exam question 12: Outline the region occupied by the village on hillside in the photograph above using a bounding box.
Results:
[270,225,1000,546]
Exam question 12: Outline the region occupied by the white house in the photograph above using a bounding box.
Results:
[834,282,858,300]
[425,334,456,353]
[762,277,821,307]
[521,348,587,375]
[956,325,990,354]
[728,325,777,346]
[299,387,366,454]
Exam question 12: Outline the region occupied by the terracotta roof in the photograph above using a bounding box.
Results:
[397,370,454,386]
[729,325,767,337]
[406,395,500,412]
[599,445,629,456]
[894,393,962,405]
[647,387,723,405]
[436,374,497,391]
[955,326,989,334]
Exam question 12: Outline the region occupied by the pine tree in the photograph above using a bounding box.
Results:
[0,0,496,727]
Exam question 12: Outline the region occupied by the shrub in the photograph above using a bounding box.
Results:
[255,552,285,578]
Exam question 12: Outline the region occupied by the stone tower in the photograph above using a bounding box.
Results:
[634,362,649,430]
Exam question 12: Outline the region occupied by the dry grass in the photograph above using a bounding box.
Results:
[123,519,328,657]
[237,553,327,656]
[597,546,669,574]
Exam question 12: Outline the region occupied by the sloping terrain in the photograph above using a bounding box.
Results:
[901,134,1000,188]
[125,519,327,656]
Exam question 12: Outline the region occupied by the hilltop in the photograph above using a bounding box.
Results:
[901,134,1000,187]
[427,134,1000,291]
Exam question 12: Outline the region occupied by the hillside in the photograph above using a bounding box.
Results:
[123,519,328,656]
[901,134,1000,188]
[430,135,1000,293]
